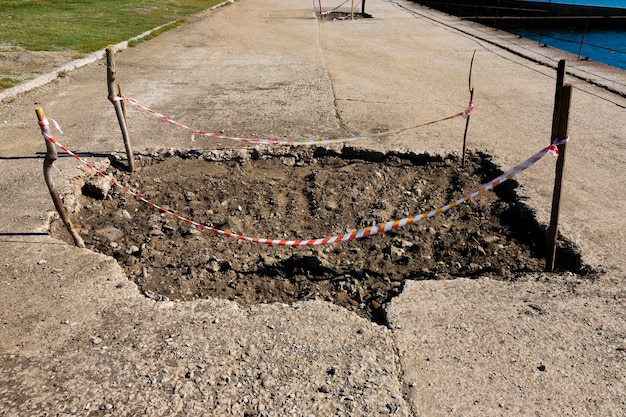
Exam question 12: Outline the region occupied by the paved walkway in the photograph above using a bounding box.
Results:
[1,0,625,415]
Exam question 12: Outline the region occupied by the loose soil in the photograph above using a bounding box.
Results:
[52,146,587,323]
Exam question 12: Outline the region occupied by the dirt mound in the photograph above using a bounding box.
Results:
[52,146,587,323]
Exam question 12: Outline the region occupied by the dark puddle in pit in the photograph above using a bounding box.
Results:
[52,146,591,324]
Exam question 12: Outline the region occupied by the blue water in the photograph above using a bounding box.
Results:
[530,0,625,6]
[518,0,626,70]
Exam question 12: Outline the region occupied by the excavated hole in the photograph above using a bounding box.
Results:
[52,146,589,324]
[317,11,373,21]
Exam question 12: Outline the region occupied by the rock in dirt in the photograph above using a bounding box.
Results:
[95,226,124,242]
[82,175,112,200]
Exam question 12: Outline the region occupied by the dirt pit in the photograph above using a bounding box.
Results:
[52,146,587,323]
[318,11,373,20]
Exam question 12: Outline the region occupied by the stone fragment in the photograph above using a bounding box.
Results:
[280,156,297,167]
[484,235,500,244]
[95,227,124,242]
[126,245,140,255]
[82,176,111,200]
[114,209,132,220]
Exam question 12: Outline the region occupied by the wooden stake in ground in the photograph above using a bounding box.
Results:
[36,108,85,248]
[545,60,572,271]
[106,45,135,172]
[351,0,355,19]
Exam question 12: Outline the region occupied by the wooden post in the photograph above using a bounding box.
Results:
[552,60,566,126]
[318,0,322,16]
[106,45,135,172]
[351,0,355,20]
[36,108,85,248]
[545,60,572,272]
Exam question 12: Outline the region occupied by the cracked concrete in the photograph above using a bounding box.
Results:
[1,0,625,415]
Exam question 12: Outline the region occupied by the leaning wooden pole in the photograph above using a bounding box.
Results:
[545,60,572,271]
[106,45,135,172]
[36,108,85,248]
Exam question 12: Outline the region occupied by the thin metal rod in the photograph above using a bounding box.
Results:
[461,89,473,169]
[577,7,591,60]
[461,50,476,169]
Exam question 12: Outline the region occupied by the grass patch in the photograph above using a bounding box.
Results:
[0,0,227,53]
[0,77,19,89]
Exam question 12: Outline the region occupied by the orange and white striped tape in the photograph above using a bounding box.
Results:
[39,117,566,246]
[109,95,474,146]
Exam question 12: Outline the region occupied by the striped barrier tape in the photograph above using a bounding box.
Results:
[109,95,474,146]
[38,117,566,246]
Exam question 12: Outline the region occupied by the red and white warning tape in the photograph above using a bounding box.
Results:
[109,95,474,146]
[38,118,565,246]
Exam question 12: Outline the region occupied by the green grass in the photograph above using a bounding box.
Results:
[0,0,227,53]
[0,76,19,88]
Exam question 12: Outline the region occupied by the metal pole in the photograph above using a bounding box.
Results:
[493,0,501,29]
[577,7,591,60]
[539,0,552,46]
